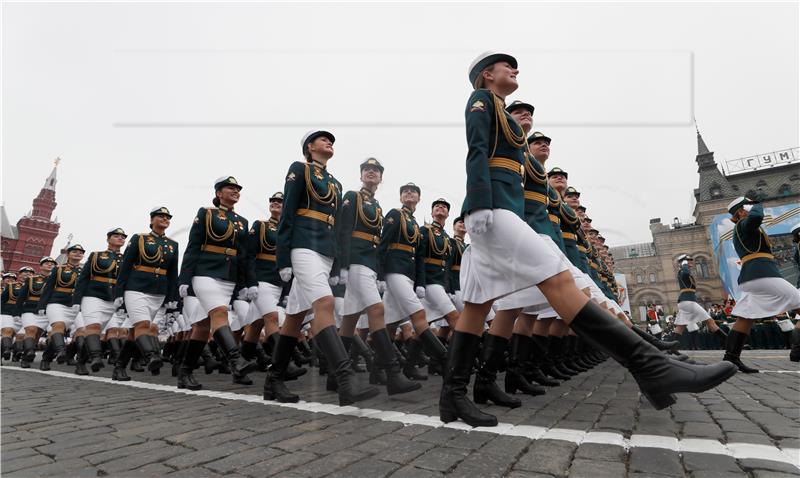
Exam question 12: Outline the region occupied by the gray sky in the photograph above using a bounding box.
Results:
[3,2,798,255]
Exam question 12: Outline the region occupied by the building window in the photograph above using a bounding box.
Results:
[695,258,710,279]
[636,274,643,284]
[709,184,721,198]
[779,184,791,196]
[649,273,657,283]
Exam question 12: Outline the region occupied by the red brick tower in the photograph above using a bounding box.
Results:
[1,159,61,272]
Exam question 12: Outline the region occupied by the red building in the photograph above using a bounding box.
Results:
[1,161,61,272]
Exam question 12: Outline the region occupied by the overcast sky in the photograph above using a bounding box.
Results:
[3,2,798,256]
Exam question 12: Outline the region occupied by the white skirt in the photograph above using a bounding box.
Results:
[674,301,711,325]
[453,290,465,313]
[21,312,47,330]
[47,304,78,326]
[342,264,382,316]
[383,273,424,325]
[462,212,570,304]
[286,248,334,315]
[192,276,235,314]
[81,296,117,327]
[333,297,345,328]
[356,313,369,329]
[71,312,85,331]
[124,291,165,325]
[732,277,800,319]
[1,314,20,331]
[253,281,283,318]
[183,295,206,325]
[422,284,457,322]
[231,299,249,331]
[105,310,127,329]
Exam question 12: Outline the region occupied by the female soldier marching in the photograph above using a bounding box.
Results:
[265,130,379,405]
[114,207,180,379]
[16,257,57,368]
[178,176,258,388]
[38,244,85,368]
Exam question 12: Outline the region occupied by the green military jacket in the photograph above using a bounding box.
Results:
[420,221,452,289]
[248,218,282,287]
[733,204,781,284]
[179,206,255,288]
[450,236,467,292]
[338,188,382,273]
[461,89,527,218]
[39,264,81,310]
[117,232,179,301]
[676,263,697,302]
[522,153,559,242]
[559,201,584,270]
[14,274,49,316]
[546,185,566,252]
[575,233,591,274]
[378,206,425,287]
[1,282,23,315]
[74,250,121,304]
[587,245,604,289]
[277,161,342,274]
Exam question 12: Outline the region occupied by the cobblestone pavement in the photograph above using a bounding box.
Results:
[2,350,799,477]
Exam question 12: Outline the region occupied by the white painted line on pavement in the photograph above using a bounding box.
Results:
[758,370,800,374]
[5,367,799,470]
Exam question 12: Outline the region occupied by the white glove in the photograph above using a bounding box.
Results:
[415,286,426,299]
[179,284,189,298]
[377,281,387,294]
[72,304,81,312]
[165,301,178,310]
[339,268,349,284]
[465,208,493,236]
[279,267,293,282]
[246,286,259,301]
[113,297,124,308]
[329,275,340,286]
[237,288,249,301]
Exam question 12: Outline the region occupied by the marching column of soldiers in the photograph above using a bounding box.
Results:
[2,52,800,428]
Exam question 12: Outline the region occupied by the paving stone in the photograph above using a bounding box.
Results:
[390,465,445,478]
[751,472,800,478]
[567,458,627,478]
[1,453,55,473]
[165,442,251,469]
[683,422,723,438]
[205,447,283,474]
[1,446,40,461]
[310,429,372,454]
[681,452,742,472]
[286,450,366,477]
[446,430,495,450]
[2,438,51,451]
[450,450,517,477]
[573,443,625,462]
[629,447,685,477]
[241,451,317,477]
[326,458,400,478]
[381,439,437,464]
[2,458,92,477]
[515,440,576,476]
[115,462,176,476]
[168,467,226,477]
[271,430,337,452]
[96,445,188,474]
[738,459,800,475]
[688,471,748,478]
[411,446,471,472]
[479,435,531,457]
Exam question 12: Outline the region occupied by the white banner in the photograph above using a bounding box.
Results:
[614,273,631,315]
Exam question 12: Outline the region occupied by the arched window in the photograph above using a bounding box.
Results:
[779,184,791,196]
[636,274,643,284]
[649,273,657,283]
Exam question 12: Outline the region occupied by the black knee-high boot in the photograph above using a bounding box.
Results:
[549,336,579,376]
[213,326,257,379]
[631,326,679,351]
[266,332,305,380]
[713,328,728,350]
[12,339,23,361]
[474,334,522,408]
[521,334,560,387]
[201,344,220,374]
[264,334,301,403]
[39,340,54,371]
[84,334,105,372]
[65,338,77,365]
[178,340,205,390]
[112,340,136,381]
[723,330,759,373]
[439,331,498,427]
[135,335,163,375]
[532,335,570,381]
[401,339,428,381]
[790,328,800,362]
[570,301,738,409]
[371,329,421,395]
[20,337,36,368]
[505,334,547,395]
[419,329,447,378]
[316,326,380,406]
[1,336,13,361]
[74,336,89,375]
[171,340,188,377]
[107,338,121,365]
[50,333,66,364]
[563,336,588,372]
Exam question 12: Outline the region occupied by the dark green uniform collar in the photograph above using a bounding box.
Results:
[401,205,414,215]
[359,187,375,199]
[431,221,444,229]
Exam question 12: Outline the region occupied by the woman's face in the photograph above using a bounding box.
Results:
[269,200,283,217]
[510,109,532,131]
[400,189,420,207]
[108,234,127,248]
[217,185,241,206]
[529,140,550,161]
[40,261,55,274]
[68,250,84,263]
[360,166,382,188]
[486,62,519,93]
[548,174,567,191]
[151,214,171,231]
[309,136,334,160]
[565,194,580,208]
